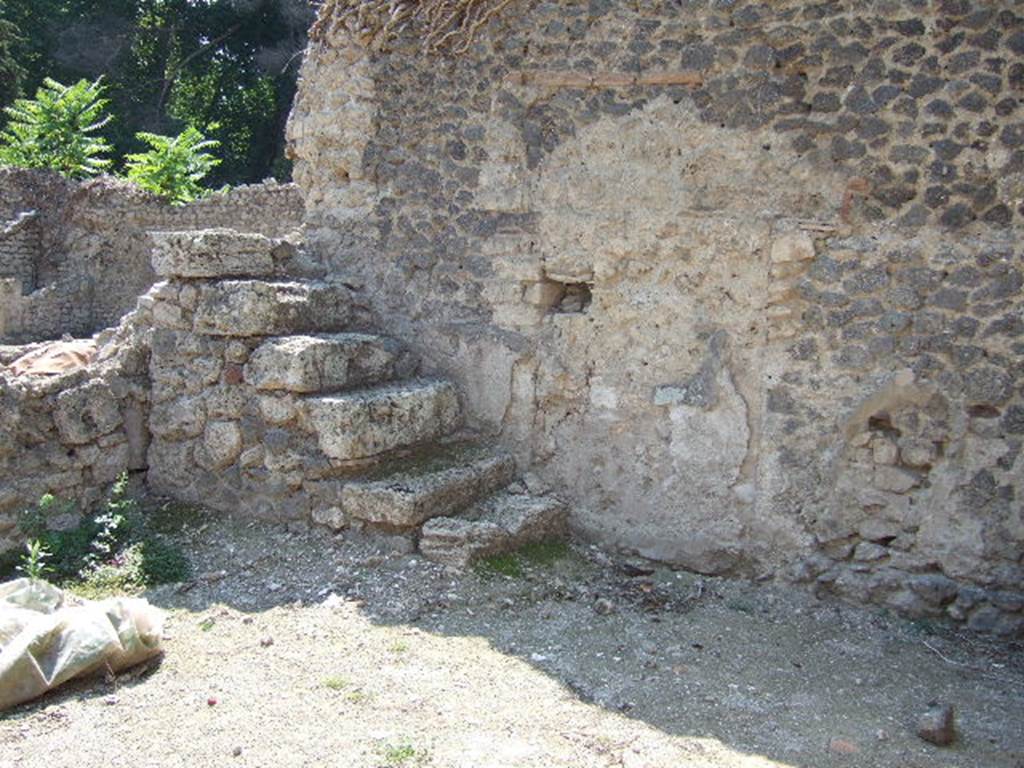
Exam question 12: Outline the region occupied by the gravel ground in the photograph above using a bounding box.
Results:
[2,510,1022,768]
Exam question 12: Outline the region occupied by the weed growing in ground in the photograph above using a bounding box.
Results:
[474,538,571,579]
[2,475,191,596]
[322,676,350,690]
[17,539,52,579]
[388,640,410,654]
[518,539,571,566]
[475,552,523,578]
[378,741,429,767]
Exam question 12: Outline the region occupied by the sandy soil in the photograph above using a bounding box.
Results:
[2,513,1022,768]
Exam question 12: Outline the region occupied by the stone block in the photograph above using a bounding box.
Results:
[150,396,206,440]
[245,333,407,393]
[304,379,460,461]
[419,491,568,569]
[151,229,277,278]
[341,452,516,528]
[193,281,352,337]
[91,440,130,484]
[259,394,298,425]
[203,421,243,470]
[873,465,918,493]
[53,381,123,445]
[770,231,815,263]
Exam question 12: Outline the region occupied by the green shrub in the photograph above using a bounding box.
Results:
[2,475,190,595]
[0,77,112,178]
[125,125,221,204]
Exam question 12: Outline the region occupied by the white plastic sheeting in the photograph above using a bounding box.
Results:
[0,578,164,710]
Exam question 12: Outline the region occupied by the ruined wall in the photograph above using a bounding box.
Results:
[142,230,382,522]
[0,168,305,344]
[0,212,42,293]
[289,0,1024,632]
[0,319,151,552]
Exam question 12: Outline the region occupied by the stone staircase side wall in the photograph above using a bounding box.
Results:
[144,232,356,524]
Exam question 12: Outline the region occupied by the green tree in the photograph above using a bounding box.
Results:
[0,77,113,178]
[0,0,312,186]
[125,124,220,203]
[0,18,27,105]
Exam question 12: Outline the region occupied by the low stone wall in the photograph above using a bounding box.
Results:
[0,317,151,552]
[0,168,305,344]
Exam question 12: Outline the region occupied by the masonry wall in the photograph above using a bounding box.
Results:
[0,318,151,552]
[0,168,305,344]
[288,1,1024,632]
[142,231,370,524]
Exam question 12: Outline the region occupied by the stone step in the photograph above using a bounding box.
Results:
[151,229,288,279]
[304,378,460,461]
[245,333,416,394]
[419,490,569,569]
[341,447,517,528]
[193,280,351,337]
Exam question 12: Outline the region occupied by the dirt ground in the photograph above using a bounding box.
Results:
[2,512,1022,768]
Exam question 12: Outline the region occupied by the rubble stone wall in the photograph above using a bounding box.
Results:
[288,1,1024,632]
[142,231,376,524]
[0,168,305,344]
[0,320,151,552]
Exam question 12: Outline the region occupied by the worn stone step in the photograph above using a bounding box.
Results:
[419,490,569,569]
[341,448,517,528]
[304,378,460,461]
[151,229,290,279]
[245,333,416,394]
[193,280,351,337]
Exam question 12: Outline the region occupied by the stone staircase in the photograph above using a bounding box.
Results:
[144,229,566,568]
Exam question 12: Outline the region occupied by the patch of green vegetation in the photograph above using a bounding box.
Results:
[322,676,350,691]
[518,539,571,566]
[378,741,429,767]
[17,538,51,580]
[388,640,410,654]
[474,551,523,578]
[198,617,216,632]
[345,689,371,704]
[474,538,572,579]
[2,474,191,597]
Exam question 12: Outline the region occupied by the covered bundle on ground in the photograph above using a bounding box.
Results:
[0,578,164,710]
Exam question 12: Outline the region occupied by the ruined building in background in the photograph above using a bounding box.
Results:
[0,169,303,344]
[1,0,1022,634]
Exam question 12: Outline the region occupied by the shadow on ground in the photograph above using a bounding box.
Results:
[3,512,1022,768]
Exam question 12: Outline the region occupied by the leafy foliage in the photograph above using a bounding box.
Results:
[126,125,221,203]
[3,474,191,596]
[0,18,27,106]
[0,0,312,186]
[17,539,52,580]
[0,77,112,178]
